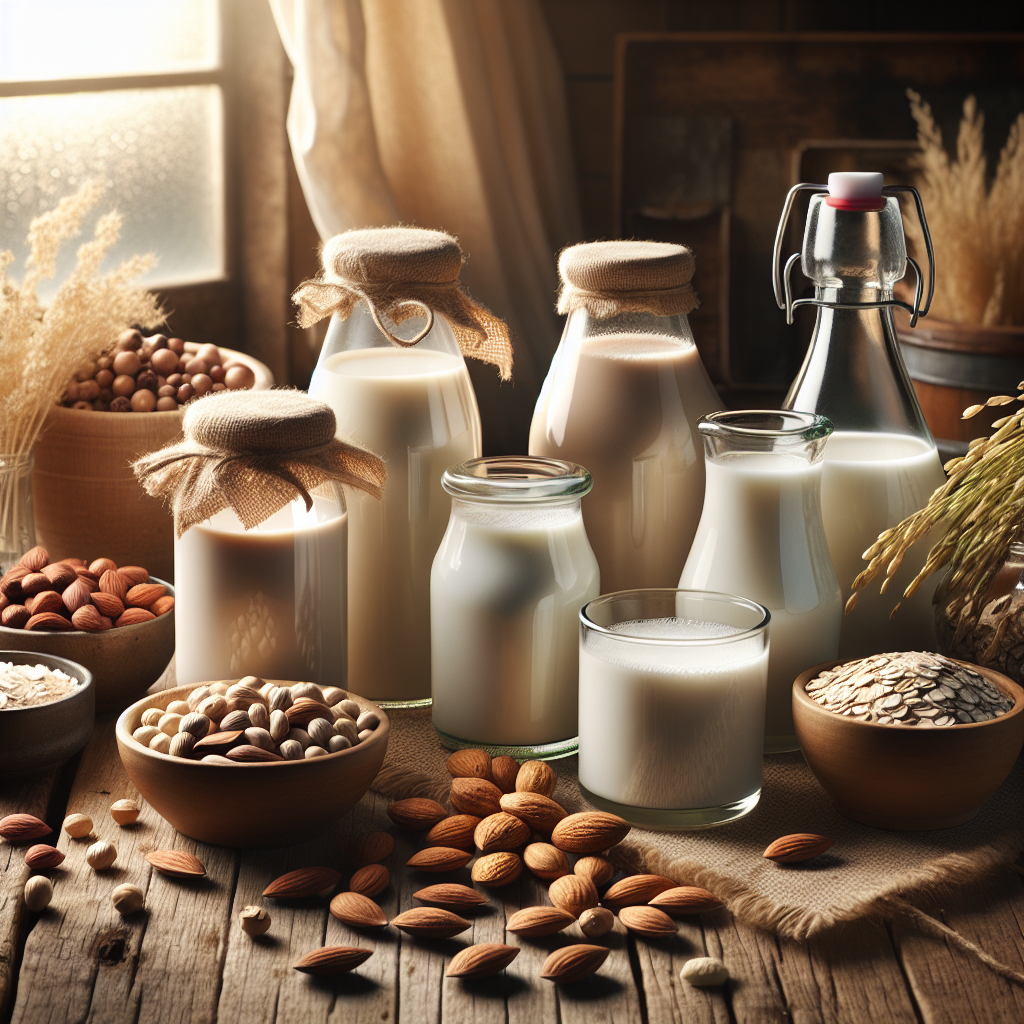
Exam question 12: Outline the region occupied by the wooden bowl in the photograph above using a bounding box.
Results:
[115,682,390,847]
[793,660,1024,830]
[32,344,273,583]
[0,578,174,715]
[0,650,94,778]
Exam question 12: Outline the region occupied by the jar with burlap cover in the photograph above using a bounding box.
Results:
[132,390,387,687]
[529,239,721,594]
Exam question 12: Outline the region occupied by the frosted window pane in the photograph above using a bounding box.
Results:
[0,86,224,296]
[0,0,219,81]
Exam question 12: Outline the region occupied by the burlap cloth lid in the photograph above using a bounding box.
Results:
[133,389,386,536]
[557,239,699,319]
[292,226,513,380]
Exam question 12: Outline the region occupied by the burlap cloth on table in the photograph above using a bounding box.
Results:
[373,708,1023,943]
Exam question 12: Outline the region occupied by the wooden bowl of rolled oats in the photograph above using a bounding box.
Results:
[0,651,94,777]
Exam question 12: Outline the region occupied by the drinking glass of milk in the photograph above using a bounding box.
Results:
[578,590,769,828]
[431,457,600,758]
[679,410,842,753]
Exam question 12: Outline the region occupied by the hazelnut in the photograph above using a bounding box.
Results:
[110,799,140,826]
[62,812,93,839]
[239,905,271,937]
[130,389,157,412]
[111,884,145,915]
[99,387,114,403]
[136,369,159,392]
[209,364,225,383]
[196,343,221,364]
[191,373,213,397]
[166,373,182,387]
[224,364,256,391]
[151,348,179,376]
[185,357,209,376]
[177,383,194,403]
[168,336,186,354]
[111,374,136,398]
[95,368,114,388]
[117,329,143,351]
[156,397,178,411]
[77,379,100,401]
[86,840,117,871]
[24,876,53,912]
[211,383,226,392]
[112,350,141,376]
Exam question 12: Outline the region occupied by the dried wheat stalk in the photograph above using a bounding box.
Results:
[0,181,165,459]
[903,89,1024,327]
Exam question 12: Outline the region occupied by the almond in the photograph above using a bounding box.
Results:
[0,565,29,600]
[91,592,125,618]
[474,812,530,853]
[193,730,244,754]
[41,562,76,591]
[406,847,472,873]
[74,568,100,586]
[146,850,206,878]
[88,557,117,576]
[446,943,519,979]
[285,696,332,725]
[574,855,615,887]
[618,905,677,938]
[150,595,175,616]
[293,945,372,976]
[226,744,283,762]
[0,814,51,843]
[391,907,471,938]
[119,565,151,585]
[61,577,95,614]
[126,583,166,608]
[471,851,522,887]
[263,866,341,898]
[25,612,74,631]
[763,833,834,864]
[329,891,387,928]
[540,944,609,983]
[115,607,155,627]
[350,863,390,898]
[99,568,130,602]
[550,811,630,854]
[449,777,503,817]
[413,883,488,911]
[446,748,493,781]
[18,546,49,572]
[387,798,448,831]
[505,906,576,937]
[24,844,65,870]
[423,814,481,850]
[224,683,266,712]
[515,760,556,797]
[71,604,112,632]
[21,572,54,596]
[523,842,569,881]
[602,874,676,908]
[649,886,724,915]
[27,590,65,616]
[498,792,566,834]
[490,755,520,793]
[350,831,394,867]
[1,604,29,628]
[549,873,598,917]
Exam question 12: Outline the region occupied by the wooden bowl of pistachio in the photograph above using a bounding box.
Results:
[793,652,1024,830]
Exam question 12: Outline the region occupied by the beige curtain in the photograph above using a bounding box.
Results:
[270,0,582,452]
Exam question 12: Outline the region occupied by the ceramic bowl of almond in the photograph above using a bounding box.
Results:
[0,547,175,713]
[115,678,390,847]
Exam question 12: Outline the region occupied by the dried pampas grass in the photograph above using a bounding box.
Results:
[0,181,165,458]
[904,89,1024,327]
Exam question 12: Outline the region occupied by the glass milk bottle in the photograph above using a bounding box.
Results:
[680,410,842,752]
[309,301,481,706]
[774,172,946,658]
[529,242,721,593]
[431,457,599,758]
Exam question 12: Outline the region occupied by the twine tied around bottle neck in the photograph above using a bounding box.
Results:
[132,390,387,536]
[291,226,513,380]
[557,240,699,319]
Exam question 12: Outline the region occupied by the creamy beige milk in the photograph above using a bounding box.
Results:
[680,453,842,749]
[820,431,945,659]
[431,504,600,746]
[314,346,480,703]
[579,617,767,808]
[530,334,721,592]
[174,496,347,689]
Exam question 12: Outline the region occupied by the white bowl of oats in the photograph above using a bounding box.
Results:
[0,651,94,777]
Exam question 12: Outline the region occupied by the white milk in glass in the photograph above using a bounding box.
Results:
[432,502,599,749]
[821,431,945,658]
[175,494,347,689]
[680,451,841,750]
[314,345,480,704]
[530,330,721,592]
[579,617,767,811]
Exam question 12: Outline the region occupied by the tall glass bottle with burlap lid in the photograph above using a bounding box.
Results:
[301,228,510,707]
[529,242,721,593]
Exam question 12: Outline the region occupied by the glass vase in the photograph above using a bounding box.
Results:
[0,453,36,573]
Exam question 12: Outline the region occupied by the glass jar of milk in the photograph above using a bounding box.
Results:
[579,590,769,829]
[679,411,842,753]
[431,457,600,758]
[309,302,482,707]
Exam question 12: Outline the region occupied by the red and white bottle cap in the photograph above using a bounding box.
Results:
[826,172,885,211]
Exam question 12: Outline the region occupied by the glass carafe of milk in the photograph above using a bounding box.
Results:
[679,410,842,753]
[529,241,721,592]
[774,172,946,659]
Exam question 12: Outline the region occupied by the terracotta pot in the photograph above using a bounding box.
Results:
[31,345,273,583]
[895,310,1024,444]
[793,659,1024,830]
[116,682,389,847]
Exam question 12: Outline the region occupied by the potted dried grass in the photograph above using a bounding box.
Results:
[896,90,1024,445]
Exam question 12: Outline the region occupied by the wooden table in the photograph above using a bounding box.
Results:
[2,719,1023,1024]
